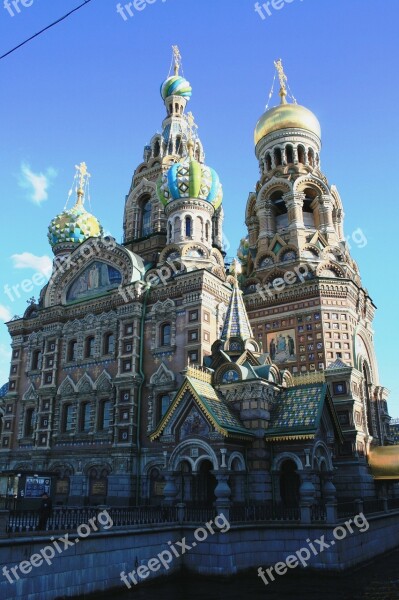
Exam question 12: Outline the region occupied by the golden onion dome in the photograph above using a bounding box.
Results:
[255,102,321,146]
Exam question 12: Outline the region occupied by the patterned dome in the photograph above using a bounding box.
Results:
[161,75,192,101]
[157,155,223,210]
[48,200,103,249]
[237,237,249,264]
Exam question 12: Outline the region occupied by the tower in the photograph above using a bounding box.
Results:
[239,60,391,497]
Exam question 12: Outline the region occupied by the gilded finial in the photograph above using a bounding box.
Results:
[274,58,288,104]
[74,162,90,204]
[172,45,181,76]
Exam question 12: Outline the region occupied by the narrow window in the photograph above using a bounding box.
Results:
[161,323,171,346]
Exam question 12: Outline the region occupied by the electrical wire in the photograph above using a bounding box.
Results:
[0,0,94,61]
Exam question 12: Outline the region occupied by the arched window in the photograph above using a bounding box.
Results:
[168,140,174,155]
[160,323,171,346]
[25,407,35,436]
[297,145,306,164]
[286,145,294,164]
[302,187,317,228]
[168,222,172,242]
[85,336,95,358]
[32,350,41,370]
[270,191,288,230]
[158,394,171,420]
[153,140,160,158]
[176,136,182,153]
[274,148,282,166]
[80,403,91,432]
[205,222,210,241]
[99,400,111,431]
[265,153,272,171]
[103,333,115,355]
[185,216,192,237]
[62,404,74,433]
[141,198,152,237]
[67,340,77,362]
[308,148,315,166]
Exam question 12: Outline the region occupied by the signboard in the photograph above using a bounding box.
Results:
[24,477,51,498]
[55,479,70,495]
[90,480,107,496]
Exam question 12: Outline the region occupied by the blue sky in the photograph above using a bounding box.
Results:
[0,0,398,415]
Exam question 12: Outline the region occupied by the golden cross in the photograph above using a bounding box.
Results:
[274,58,288,96]
[172,45,181,75]
[75,162,90,190]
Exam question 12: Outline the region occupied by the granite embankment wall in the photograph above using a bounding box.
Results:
[0,512,398,600]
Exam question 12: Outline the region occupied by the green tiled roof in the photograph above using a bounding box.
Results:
[151,375,254,440]
[186,377,254,438]
[266,383,328,440]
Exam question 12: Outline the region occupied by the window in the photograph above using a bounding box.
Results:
[47,340,56,351]
[12,350,20,359]
[188,330,198,342]
[159,394,170,419]
[100,400,111,430]
[25,408,35,436]
[120,390,130,403]
[103,333,115,355]
[80,403,91,432]
[203,311,210,323]
[11,365,17,375]
[185,216,192,237]
[189,310,198,322]
[32,350,41,370]
[123,340,133,353]
[161,323,171,346]
[124,323,133,335]
[188,350,198,363]
[204,331,210,342]
[67,340,77,362]
[205,222,210,241]
[122,359,132,372]
[141,198,152,237]
[44,372,52,384]
[85,336,95,358]
[63,404,74,433]
[45,356,54,368]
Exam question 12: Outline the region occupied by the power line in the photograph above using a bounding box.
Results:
[0,0,94,61]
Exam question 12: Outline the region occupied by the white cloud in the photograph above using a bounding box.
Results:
[11,253,52,276]
[0,305,11,322]
[18,163,57,205]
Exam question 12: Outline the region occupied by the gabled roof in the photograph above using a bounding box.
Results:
[150,375,254,441]
[266,382,343,442]
[326,358,350,371]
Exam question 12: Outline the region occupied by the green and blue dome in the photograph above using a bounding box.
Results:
[161,75,192,101]
[48,200,103,249]
[237,236,249,265]
[157,155,223,210]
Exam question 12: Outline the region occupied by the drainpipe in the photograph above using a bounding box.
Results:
[135,286,150,506]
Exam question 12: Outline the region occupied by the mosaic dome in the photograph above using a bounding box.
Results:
[160,75,192,101]
[157,155,223,210]
[48,200,103,249]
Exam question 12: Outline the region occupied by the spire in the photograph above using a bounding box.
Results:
[221,261,253,342]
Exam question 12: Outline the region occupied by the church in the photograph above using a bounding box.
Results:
[0,49,397,509]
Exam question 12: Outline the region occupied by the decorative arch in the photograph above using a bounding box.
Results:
[293,175,330,196]
[149,362,175,386]
[76,373,95,394]
[94,370,112,392]
[272,452,304,471]
[228,452,246,471]
[168,439,219,472]
[57,376,77,397]
[312,440,333,471]
[257,178,292,207]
